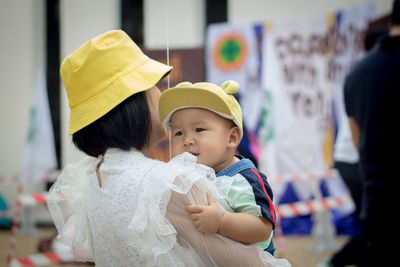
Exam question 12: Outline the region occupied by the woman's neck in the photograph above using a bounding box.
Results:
[141,145,151,156]
[141,141,160,157]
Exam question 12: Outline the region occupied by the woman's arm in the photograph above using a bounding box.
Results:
[166,185,285,267]
[185,192,272,244]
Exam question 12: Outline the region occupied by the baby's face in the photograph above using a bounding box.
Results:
[170,108,234,172]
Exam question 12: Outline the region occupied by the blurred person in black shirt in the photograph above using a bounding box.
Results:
[330,1,400,266]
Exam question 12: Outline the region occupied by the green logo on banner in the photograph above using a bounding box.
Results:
[221,40,241,63]
[213,32,248,72]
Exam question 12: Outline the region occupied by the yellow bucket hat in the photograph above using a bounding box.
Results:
[61,30,172,134]
[159,80,243,137]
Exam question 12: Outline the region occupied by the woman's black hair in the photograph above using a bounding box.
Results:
[72,91,151,157]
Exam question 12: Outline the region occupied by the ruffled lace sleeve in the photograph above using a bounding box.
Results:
[46,156,97,261]
[128,152,291,267]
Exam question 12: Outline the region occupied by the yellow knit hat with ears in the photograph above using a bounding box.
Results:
[158,80,243,137]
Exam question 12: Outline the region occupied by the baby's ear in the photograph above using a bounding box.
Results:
[228,126,242,147]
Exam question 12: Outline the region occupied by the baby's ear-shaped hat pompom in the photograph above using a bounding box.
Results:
[176,81,193,87]
[221,80,239,95]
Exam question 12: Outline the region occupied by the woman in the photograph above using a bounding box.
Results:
[47,30,290,267]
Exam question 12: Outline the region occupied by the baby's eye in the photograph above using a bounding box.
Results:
[174,131,183,136]
[195,128,204,133]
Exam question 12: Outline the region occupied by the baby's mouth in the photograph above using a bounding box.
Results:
[189,152,199,157]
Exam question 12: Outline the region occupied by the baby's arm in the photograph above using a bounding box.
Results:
[185,193,272,244]
[167,186,287,267]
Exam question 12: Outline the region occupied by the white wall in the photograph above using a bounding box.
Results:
[229,0,393,23]
[0,0,33,176]
[0,0,41,201]
[144,0,205,49]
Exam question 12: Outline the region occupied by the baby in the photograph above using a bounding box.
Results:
[158,80,276,255]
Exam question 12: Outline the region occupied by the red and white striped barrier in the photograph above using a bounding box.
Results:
[273,169,338,184]
[1,193,49,219]
[18,193,48,207]
[7,191,59,266]
[271,169,354,255]
[0,170,60,185]
[276,194,352,219]
[8,251,75,267]
[0,174,21,185]
[7,184,23,265]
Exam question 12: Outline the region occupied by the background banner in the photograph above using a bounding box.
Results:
[260,15,335,199]
[258,3,375,234]
[204,2,375,235]
[206,23,264,133]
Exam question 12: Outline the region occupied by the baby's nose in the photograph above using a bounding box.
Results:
[184,136,194,145]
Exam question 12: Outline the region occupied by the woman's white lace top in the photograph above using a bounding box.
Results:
[47,148,290,267]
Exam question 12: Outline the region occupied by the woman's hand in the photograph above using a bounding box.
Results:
[185,192,225,234]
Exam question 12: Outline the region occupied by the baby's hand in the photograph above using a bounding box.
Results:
[185,192,225,234]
